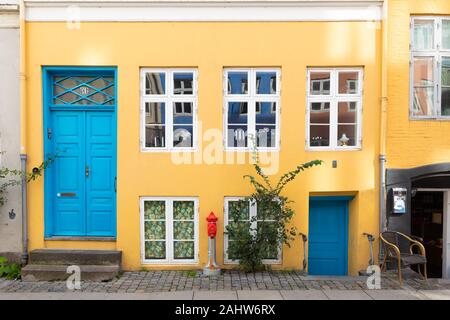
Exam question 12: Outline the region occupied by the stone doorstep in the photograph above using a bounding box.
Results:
[29,249,122,266]
[21,264,120,282]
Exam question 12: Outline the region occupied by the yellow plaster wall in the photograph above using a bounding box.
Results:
[25,21,381,274]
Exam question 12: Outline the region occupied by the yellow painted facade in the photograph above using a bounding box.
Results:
[387,0,450,169]
[25,20,382,274]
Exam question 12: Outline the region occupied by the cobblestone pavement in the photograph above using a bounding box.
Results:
[1,269,449,293]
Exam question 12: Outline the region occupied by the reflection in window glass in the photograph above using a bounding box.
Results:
[338,72,359,94]
[145,102,166,148]
[310,72,330,95]
[256,102,277,148]
[337,102,357,146]
[145,72,166,95]
[310,102,330,124]
[414,20,434,50]
[309,102,330,147]
[173,102,193,148]
[228,72,248,94]
[173,73,193,95]
[413,57,435,116]
[227,102,248,148]
[256,72,277,94]
[442,57,450,116]
[443,20,450,49]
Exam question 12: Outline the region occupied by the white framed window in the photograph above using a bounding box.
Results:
[140,197,199,264]
[224,68,281,151]
[306,68,363,150]
[140,68,198,151]
[223,197,282,265]
[410,17,450,119]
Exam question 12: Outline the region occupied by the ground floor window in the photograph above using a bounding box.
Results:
[140,197,198,264]
[223,197,281,264]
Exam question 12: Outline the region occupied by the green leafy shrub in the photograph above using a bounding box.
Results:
[0,256,21,280]
[225,155,322,272]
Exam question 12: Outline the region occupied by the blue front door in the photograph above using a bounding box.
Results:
[308,197,349,276]
[49,111,116,237]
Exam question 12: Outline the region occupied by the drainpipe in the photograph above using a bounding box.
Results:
[19,0,28,265]
[378,0,389,262]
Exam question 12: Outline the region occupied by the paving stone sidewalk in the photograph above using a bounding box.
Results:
[1,269,449,294]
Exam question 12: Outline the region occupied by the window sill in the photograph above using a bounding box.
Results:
[141,147,198,153]
[306,147,362,152]
[409,116,450,121]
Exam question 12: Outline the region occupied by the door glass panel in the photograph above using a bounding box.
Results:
[413,20,434,50]
[53,75,115,105]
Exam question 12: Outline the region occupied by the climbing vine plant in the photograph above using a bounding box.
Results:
[225,154,322,272]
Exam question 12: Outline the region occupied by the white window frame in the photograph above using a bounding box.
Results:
[410,16,450,120]
[306,68,363,151]
[140,68,198,152]
[223,68,281,151]
[223,197,282,265]
[140,197,199,264]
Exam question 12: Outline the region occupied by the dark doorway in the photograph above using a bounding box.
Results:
[411,191,444,278]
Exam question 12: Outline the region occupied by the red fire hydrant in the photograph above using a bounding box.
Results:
[207,212,218,239]
[204,211,221,275]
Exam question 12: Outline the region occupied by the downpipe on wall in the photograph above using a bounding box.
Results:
[20,154,28,265]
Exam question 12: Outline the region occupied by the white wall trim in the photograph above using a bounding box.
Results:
[0,4,19,28]
[24,1,383,22]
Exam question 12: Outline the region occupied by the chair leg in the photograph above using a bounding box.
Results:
[397,259,403,286]
[381,254,387,272]
[423,263,428,282]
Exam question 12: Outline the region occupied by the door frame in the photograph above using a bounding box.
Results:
[415,188,450,279]
[42,66,118,238]
[308,196,352,276]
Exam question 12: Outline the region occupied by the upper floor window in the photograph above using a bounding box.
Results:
[306,68,363,150]
[224,68,280,150]
[140,69,197,151]
[411,17,450,118]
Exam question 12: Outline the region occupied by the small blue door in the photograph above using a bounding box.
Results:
[45,68,117,237]
[308,197,349,276]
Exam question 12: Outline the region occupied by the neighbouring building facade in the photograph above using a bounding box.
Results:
[385,0,450,279]
[18,0,450,279]
[0,0,22,263]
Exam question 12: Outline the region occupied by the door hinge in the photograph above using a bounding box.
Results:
[47,128,52,139]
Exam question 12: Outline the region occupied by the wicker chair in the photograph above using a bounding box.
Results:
[380,231,427,286]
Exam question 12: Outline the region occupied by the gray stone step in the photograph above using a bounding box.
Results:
[21,264,120,282]
[29,249,122,266]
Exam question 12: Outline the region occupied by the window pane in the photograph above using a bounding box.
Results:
[145,221,165,240]
[173,201,195,220]
[173,73,193,95]
[338,102,357,123]
[145,241,166,259]
[173,102,193,124]
[444,20,450,49]
[310,102,330,124]
[173,221,195,240]
[338,72,359,94]
[310,125,330,147]
[53,76,115,106]
[227,125,248,148]
[145,126,165,148]
[310,72,330,95]
[228,72,248,94]
[413,87,434,116]
[413,57,434,86]
[174,241,194,259]
[145,72,166,95]
[413,20,434,50]
[256,72,277,94]
[145,102,165,125]
[256,125,276,148]
[228,102,248,124]
[442,58,450,116]
[229,201,250,221]
[227,222,251,241]
[144,201,165,220]
[173,126,193,148]
[337,125,357,147]
[256,102,276,125]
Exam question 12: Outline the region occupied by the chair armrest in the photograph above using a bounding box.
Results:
[396,232,426,256]
[380,233,401,259]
